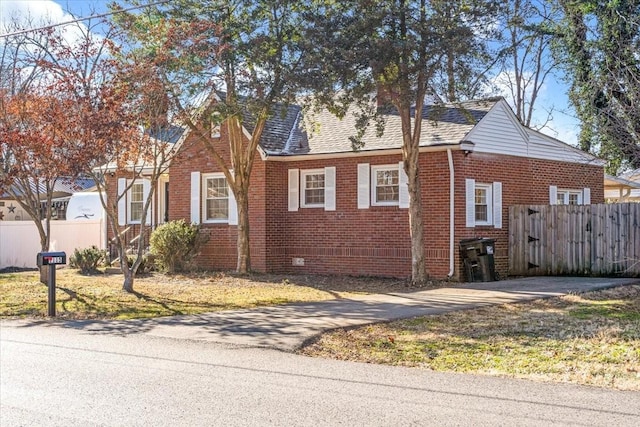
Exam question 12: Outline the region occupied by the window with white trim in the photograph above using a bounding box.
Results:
[288,167,335,212]
[371,165,399,206]
[128,182,144,223]
[301,169,325,208]
[474,183,493,225]
[203,174,229,222]
[557,189,582,205]
[465,179,502,229]
[357,162,409,209]
[550,185,590,205]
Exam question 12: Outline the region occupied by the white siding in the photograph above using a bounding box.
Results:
[527,130,600,164]
[467,100,600,166]
[465,102,528,157]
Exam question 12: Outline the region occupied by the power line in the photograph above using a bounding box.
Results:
[0,0,172,38]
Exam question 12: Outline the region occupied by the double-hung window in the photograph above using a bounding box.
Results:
[288,167,336,211]
[204,174,229,222]
[301,169,325,208]
[371,165,399,206]
[549,186,590,205]
[557,190,582,205]
[465,179,502,228]
[474,183,493,225]
[117,178,151,226]
[189,171,236,225]
[128,182,144,223]
[357,162,408,209]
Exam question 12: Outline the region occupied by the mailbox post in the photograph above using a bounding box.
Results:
[36,252,66,317]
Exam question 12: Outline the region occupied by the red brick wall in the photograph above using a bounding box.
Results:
[454,152,604,279]
[261,150,603,280]
[168,127,269,271]
[168,133,604,280]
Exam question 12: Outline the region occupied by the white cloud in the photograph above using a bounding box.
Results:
[0,0,69,31]
[0,0,97,49]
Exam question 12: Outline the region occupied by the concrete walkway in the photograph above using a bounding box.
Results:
[4,276,639,351]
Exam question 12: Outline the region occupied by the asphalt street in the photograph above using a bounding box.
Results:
[2,323,639,426]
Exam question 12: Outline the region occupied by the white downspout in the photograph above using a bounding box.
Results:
[447,149,455,278]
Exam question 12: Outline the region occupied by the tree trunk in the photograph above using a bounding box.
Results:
[39,266,49,284]
[397,100,427,285]
[122,264,134,293]
[38,227,50,284]
[235,188,251,274]
[406,152,426,285]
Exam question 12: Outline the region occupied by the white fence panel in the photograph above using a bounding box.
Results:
[0,220,104,269]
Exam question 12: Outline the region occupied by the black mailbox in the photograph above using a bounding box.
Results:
[37,251,67,266]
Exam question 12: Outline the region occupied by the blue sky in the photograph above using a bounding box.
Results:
[1,0,581,145]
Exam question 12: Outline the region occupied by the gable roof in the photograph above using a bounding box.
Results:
[260,98,499,156]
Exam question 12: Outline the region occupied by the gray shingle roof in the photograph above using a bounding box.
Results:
[259,98,500,156]
[242,104,306,154]
[148,125,186,145]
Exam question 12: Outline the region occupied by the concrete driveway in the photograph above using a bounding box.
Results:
[3,276,638,351]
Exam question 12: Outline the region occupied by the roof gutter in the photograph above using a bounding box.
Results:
[447,148,455,278]
[263,142,475,162]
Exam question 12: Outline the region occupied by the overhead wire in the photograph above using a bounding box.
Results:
[0,0,171,38]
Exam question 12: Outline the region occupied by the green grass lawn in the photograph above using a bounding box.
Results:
[299,285,640,390]
[0,269,339,320]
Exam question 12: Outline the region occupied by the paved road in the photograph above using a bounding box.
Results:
[5,276,638,351]
[2,324,639,426]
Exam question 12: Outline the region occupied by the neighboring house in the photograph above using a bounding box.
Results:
[0,178,95,221]
[604,170,640,202]
[108,96,604,280]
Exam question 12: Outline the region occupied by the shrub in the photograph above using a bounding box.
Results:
[69,246,106,274]
[126,253,154,275]
[150,220,203,273]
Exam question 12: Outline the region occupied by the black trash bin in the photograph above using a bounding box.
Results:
[459,238,497,282]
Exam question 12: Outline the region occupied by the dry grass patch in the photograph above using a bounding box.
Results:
[0,268,419,320]
[299,285,640,390]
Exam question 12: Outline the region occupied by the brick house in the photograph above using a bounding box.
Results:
[112,97,604,280]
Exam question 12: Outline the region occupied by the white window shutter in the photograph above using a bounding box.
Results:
[190,171,201,224]
[324,166,336,211]
[288,169,299,212]
[583,187,591,205]
[142,179,152,225]
[465,178,475,228]
[549,185,557,205]
[493,181,502,229]
[228,185,238,225]
[398,161,409,209]
[357,163,370,209]
[117,178,126,226]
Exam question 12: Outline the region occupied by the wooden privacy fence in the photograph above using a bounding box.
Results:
[509,203,640,277]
